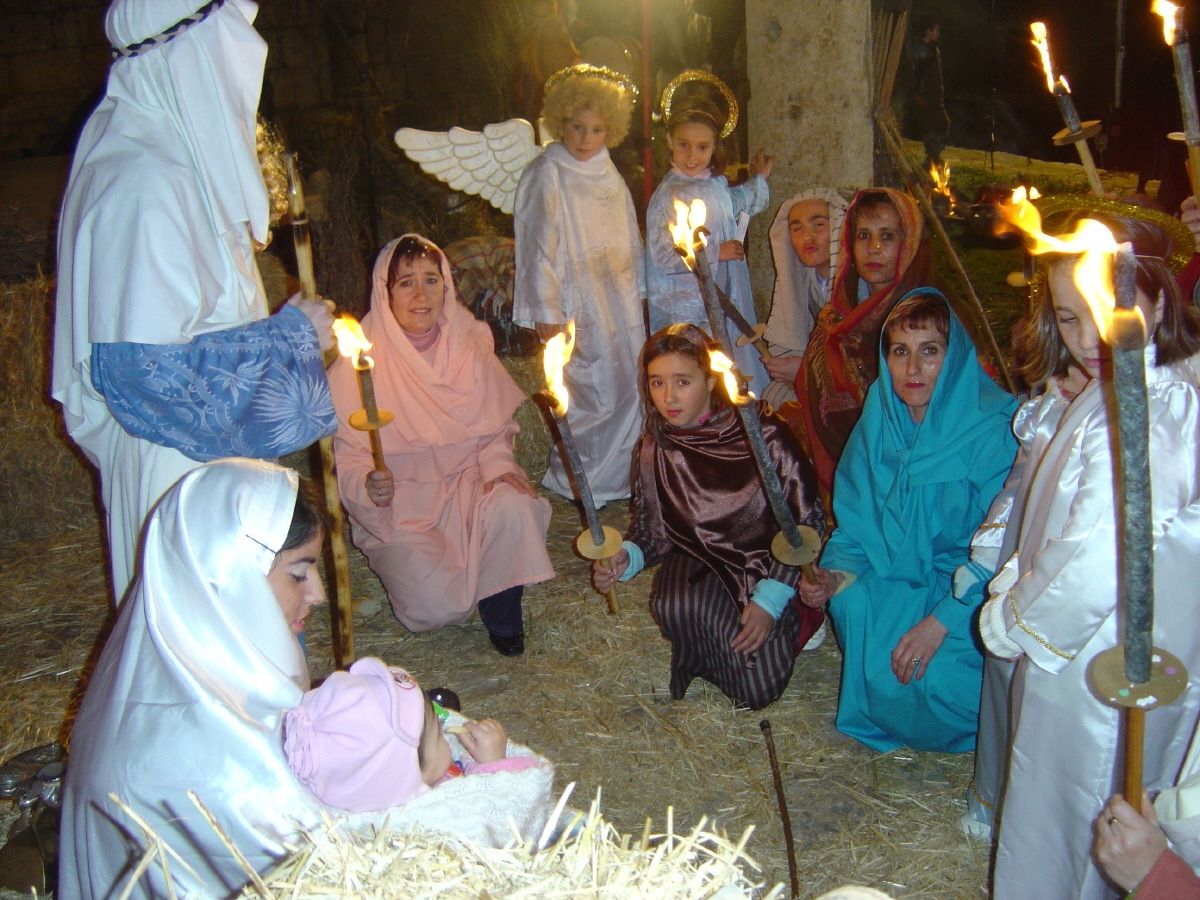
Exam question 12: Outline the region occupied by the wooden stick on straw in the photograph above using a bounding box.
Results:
[285,152,355,669]
[760,719,799,898]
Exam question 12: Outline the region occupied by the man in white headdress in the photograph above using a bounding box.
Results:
[761,188,847,408]
[52,0,336,603]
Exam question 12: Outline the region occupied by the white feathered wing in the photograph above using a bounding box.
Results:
[395,119,543,216]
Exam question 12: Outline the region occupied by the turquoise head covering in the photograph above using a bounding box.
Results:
[828,288,1018,577]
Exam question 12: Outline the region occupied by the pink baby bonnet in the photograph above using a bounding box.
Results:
[284,656,429,811]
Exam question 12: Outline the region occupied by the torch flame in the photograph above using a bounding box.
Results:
[1153,0,1181,45]
[709,349,754,406]
[1030,22,1057,93]
[542,320,577,416]
[998,187,1135,343]
[333,315,373,369]
[669,198,708,270]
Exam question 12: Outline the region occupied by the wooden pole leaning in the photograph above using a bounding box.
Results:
[284,152,355,669]
[874,113,1016,393]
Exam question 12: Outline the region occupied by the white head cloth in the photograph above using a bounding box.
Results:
[764,188,848,353]
[58,459,323,898]
[52,0,270,434]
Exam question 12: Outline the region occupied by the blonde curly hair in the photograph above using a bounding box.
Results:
[540,74,634,147]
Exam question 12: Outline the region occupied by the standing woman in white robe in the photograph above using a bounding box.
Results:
[52,0,336,604]
[513,64,645,502]
[979,210,1200,900]
[59,460,327,898]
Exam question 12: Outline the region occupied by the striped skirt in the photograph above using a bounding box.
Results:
[649,551,801,710]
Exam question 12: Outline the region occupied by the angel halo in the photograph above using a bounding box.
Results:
[660,69,739,139]
[394,63,638,216]
[541,62,639,105]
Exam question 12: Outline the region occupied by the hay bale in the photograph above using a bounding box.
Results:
[0,277,97,544]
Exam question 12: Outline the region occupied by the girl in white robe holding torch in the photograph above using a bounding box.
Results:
[980,207,1200,900]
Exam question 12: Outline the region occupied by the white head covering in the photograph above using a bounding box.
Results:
[764,188,848,353]
[328,234,527,455]
[53,0,270,435]
[58,459,323,898]
[104,0,269,246]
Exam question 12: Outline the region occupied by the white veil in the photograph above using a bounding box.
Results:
[764,188,849,354]
[53,0,271,438]
[58,459,322,898]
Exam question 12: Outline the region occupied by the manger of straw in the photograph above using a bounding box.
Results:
[106,787,784,898]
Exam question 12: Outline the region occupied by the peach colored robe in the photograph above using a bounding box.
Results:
[330,236,554,631]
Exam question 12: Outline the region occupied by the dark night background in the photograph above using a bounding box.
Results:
[0,0,1193,285]
[916,0,1186,184]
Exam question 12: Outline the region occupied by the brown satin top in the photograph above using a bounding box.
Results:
[628,404,825,607]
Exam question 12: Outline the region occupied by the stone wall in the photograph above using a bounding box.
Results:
[0,2,110,158]
[744,0,874,308]
[0,1,530,161]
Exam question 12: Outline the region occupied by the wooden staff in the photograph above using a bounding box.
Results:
[875,113,1016,392]
[284,153,355,669]
[760,719,799,898]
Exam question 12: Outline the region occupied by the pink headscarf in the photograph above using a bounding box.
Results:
[328,234,527,453]
[284,657,429,811]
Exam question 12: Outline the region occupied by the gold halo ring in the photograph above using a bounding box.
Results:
[542,63,639,101]
[660,68,739,139]
[1033,193,1195,275]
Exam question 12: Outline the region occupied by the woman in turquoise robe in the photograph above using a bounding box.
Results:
[800,288,1017,752]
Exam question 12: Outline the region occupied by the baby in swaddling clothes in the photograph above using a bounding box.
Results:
[284,657,553,844]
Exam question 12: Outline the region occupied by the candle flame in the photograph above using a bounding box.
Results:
[333,315,373,369]
[669,198,708,269]
[709,349,754,406]
[1030,22,1058,93]
[1153,0,1181,45]
[997,187,1135,342]
[542,320,577,415]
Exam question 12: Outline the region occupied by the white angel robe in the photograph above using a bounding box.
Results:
[52,0,280,602]
[513,142,645,502]
[954,380,1073,835]
[980,352,1200,900]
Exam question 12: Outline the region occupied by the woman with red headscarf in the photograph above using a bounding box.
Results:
[780,188,932,495]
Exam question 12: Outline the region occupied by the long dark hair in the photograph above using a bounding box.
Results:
[1013,210,1200,386]
[639,323,725,440]
[279,476,328,553]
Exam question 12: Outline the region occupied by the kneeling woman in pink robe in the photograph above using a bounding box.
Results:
[329,235,554,655]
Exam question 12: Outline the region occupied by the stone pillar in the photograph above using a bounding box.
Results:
[744,0,874,311]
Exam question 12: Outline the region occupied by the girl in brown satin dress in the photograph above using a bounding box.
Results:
[592,324,825,709]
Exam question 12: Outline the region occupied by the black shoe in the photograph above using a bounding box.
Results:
[488,631,525,657]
